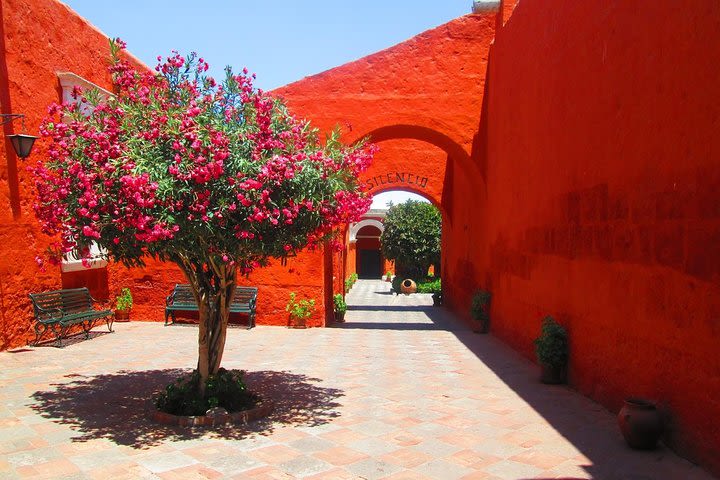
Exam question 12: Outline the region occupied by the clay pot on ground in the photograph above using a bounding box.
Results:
[334,310,346,323]
[618,398,664,449]
[288,315,307,329]
[540,363,566,384]
[114,310,130,322]
[400,279,417,295]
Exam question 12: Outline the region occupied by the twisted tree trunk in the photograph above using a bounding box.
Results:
[175,255,236,396]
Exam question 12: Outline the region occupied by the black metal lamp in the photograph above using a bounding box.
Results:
[1,114,38,159]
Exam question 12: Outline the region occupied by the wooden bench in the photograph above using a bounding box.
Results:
[28,288,114,347]
[165,284,258,329]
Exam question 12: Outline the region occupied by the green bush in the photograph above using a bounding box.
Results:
[286,292,316,321]
[470,290,491,322]
[155,368,258,416]
[534,316,568,369]
[333,293,347,314]
[391,275,404,294]
[345,273,359,292]
[115,287,133,311]
[416,278,441,294]
[470,290,491,332]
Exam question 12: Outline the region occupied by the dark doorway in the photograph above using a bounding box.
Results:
[358,249,382,279]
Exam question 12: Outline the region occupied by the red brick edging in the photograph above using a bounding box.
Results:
[152,399,274,427]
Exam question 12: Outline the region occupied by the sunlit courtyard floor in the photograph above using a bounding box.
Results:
[0,280,714,479]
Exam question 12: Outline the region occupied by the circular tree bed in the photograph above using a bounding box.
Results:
[151,368,272,426]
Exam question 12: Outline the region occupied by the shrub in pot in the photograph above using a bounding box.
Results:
[534,315,568,384]
[391,276,404,295]
[286,292,315,328]
[333,293,347,323]
[470,290,491,333]
[432,291,443,306]
[114,288,133,322]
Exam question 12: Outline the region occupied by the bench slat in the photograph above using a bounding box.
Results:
[165,284,257,328]
[28,287,114,347]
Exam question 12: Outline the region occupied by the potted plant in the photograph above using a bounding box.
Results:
[114,287,133,322]
[384,271,393,282]
[534,315,568,384]
[391,276,403,295]
[333,293,347,322]
[470,289,491,333]
[432,289,443,306]
[285,292,315,329]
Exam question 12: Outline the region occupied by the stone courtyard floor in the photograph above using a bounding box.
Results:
[0,279,714,479]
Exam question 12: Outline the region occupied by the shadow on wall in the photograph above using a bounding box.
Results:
[30,369,344,448]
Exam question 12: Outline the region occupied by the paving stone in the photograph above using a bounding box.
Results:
[346,457,403,479]
[277,455,332,477]
[0,280,714,480]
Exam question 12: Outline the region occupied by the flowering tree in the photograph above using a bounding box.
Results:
[32,39,374,394]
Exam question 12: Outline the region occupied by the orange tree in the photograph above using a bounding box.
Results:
[32,39,374,397]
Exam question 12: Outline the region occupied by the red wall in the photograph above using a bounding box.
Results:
[3,0,719,474]
[274,12,498,325]
[484,0,720,472]
[0,0,136,348]
[0,0,333,343]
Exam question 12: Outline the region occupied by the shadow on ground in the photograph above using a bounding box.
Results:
[30,369,344,449]
[344,281,714,480]
[33,330,112,348]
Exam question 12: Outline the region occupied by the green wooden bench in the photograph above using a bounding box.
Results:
[28,288,114,347]
[165,284,258,329]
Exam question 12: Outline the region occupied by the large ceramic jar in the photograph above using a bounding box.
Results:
[400,279,417,295]
[617,398,663,449]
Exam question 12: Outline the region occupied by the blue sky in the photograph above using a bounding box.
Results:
[62,0,464,206]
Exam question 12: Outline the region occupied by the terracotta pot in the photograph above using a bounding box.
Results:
[400,279,417,295]
[115,309,130,322]
[618,398,663,449]
[288,315,307,329]
[334,310,346,323]
[540,363,566,384]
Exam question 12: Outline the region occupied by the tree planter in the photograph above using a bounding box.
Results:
[288,316,307,329]
[618,398,663,449]
[472,320,489,334]
[540,363,566,384]
[114,310,130,322]
[400,279,417,295]
[153,399,274,427]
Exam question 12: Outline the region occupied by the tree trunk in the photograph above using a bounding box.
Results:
[175,256,236,396]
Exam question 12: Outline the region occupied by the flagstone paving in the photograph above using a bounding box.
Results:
[0,279,714,479]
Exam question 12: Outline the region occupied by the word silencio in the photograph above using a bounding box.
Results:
[365,172,429,190]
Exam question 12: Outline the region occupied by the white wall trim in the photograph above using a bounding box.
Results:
[349,219,385,242]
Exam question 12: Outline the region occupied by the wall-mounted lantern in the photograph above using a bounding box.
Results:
[1,114,38,159]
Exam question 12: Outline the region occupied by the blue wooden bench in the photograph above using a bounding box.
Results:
[28,287,113,347]
[165,284,258,329]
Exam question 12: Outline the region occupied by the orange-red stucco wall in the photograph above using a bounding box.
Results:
[0,0,332,344]
[0,0,132,348]
[484,0,720,473]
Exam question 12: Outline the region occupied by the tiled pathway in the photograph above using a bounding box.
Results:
[0,279,714,479]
